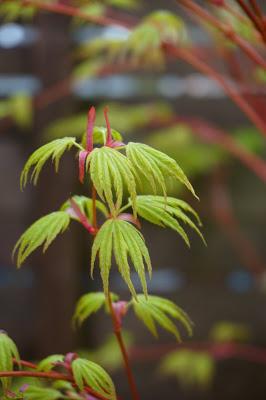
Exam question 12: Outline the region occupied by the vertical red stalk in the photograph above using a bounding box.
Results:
[86,106,96,152]
[107,292,140,400]
[104,106,113,146]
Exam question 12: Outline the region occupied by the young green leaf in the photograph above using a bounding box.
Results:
[73,292,118,327]
[131,295,193,341]
[0,331,20,392]
[61,195,108,222]
[13,211,70,267]
[126,142,197,198]
[87,147,137,216]
[72,358,116,400]
[21,385,62,400]
[134,195,205,246]
[91,219,152,298]
[20,137,80,189]
[37,355,64,372]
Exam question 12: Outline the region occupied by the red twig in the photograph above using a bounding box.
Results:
[107,292,140,400]
[210,169,265,277]
[129,341,266,364]
[236,0,266,43]
[178,0,266,67]
[70,199,96,235]
[20,0,130,28]
[0,370,107,400]
[164,43,266,137]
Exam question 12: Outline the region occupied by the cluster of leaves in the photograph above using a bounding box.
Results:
[13,115,202,296]
[73,292,192,342]
[0,330,116,400]
[75,10,187,77]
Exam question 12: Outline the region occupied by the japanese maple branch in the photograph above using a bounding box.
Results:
[177,0,266,67]
[19,0,130,28]
[235,0,266,43]
[0,370,108,400]
[107,292,140,400]
[163,43,266,137]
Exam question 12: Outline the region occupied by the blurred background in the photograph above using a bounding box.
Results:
[0,0,266,399]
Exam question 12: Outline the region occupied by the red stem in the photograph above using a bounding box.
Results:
[236,0,266,42]
[86,106,96,152]
[107,292,140,400]
[164,43,266,137]
[178,0,266,67]
[20,0,130,27]
[92,185,98,231]
[70,199,95,235]
[0,371,107,400]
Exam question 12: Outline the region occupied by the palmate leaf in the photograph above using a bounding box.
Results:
[126,142,197,199]
[73,292,118,327]
[91,219,151,298]
[61,195,108,222]
[87,147,137,217]
[0,331,20,391]
[72,358,116,400]
[13,211,70,267]
[134,195,205,246]
[37,355,64,372]
[21,386,62,400]
[20,137,80,189]
[131,295,193,341]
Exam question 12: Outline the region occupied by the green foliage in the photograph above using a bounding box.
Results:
[91,219,151,298]
[73,292,118,327]
[160,349,215,389]
[122,11,187,64]
[72,358,116,399]
[87,146,137,216]
[0,1,36,20]
[20,137,80,189]
[209,321,250,343]
[0,332,20,392]
[131,295,192,341]
[126,142,197,198]
[134,195,205,246]
[37,355,64,372]
[61,195,108,222]
[13,211,70,267]
[21,385,62,400]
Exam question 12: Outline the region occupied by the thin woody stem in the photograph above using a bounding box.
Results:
[107,292,140,400]
[178,0,266,67]
[86,106,96,152]
[0,371,107,400]
[236,0,266,42]
[164,43,266,137]
[19,0,130,27]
